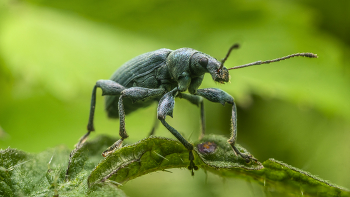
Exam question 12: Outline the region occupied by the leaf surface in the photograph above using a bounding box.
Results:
[88,135,349,197]
[0,135,126,197]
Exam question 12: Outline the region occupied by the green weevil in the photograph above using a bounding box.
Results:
[76,44,317,175]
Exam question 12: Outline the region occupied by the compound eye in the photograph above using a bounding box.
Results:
[198,57,208,67]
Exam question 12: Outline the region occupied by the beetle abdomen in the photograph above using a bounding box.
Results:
[105,48,172,118]
[110,48,172,87]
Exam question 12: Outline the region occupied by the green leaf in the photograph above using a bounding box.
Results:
[0,135,126,197]
[88,135,349,197]
[88,136,194,186]
[259,159,349,197]
[1,134,349,196]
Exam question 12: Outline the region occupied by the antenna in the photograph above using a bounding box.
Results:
[227,53,318,70]
[219,43,240,70]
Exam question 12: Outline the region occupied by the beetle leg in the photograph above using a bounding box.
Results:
[66,80,126,179]
[195,88,257,163]
[102,87,166,157]
[101,95,128,157]
[76,80,126,149]
[158,89,198,175]
[177,93,206,140]
[75,85,98,149]
[82,79,125,156]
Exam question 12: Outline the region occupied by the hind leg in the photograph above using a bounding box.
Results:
[66,80,126,179]
[75,80,126,149]
[102,86,166,156]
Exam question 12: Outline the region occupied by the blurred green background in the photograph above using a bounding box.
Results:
[1,0,350,196]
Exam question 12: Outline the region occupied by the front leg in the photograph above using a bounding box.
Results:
[195,88,257,163]
[157,88,198,175]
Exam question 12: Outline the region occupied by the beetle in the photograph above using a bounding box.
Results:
[76,44,317,175]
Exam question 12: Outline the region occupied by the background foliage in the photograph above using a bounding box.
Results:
[0,0,349,196]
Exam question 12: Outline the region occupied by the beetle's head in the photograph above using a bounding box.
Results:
[211,43,240,83]
[213,66,230,84]
[190,44,240,84]
[190,53,230,84]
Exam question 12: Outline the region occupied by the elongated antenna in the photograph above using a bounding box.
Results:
[227,53,318,70]
[219,43,240,70]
